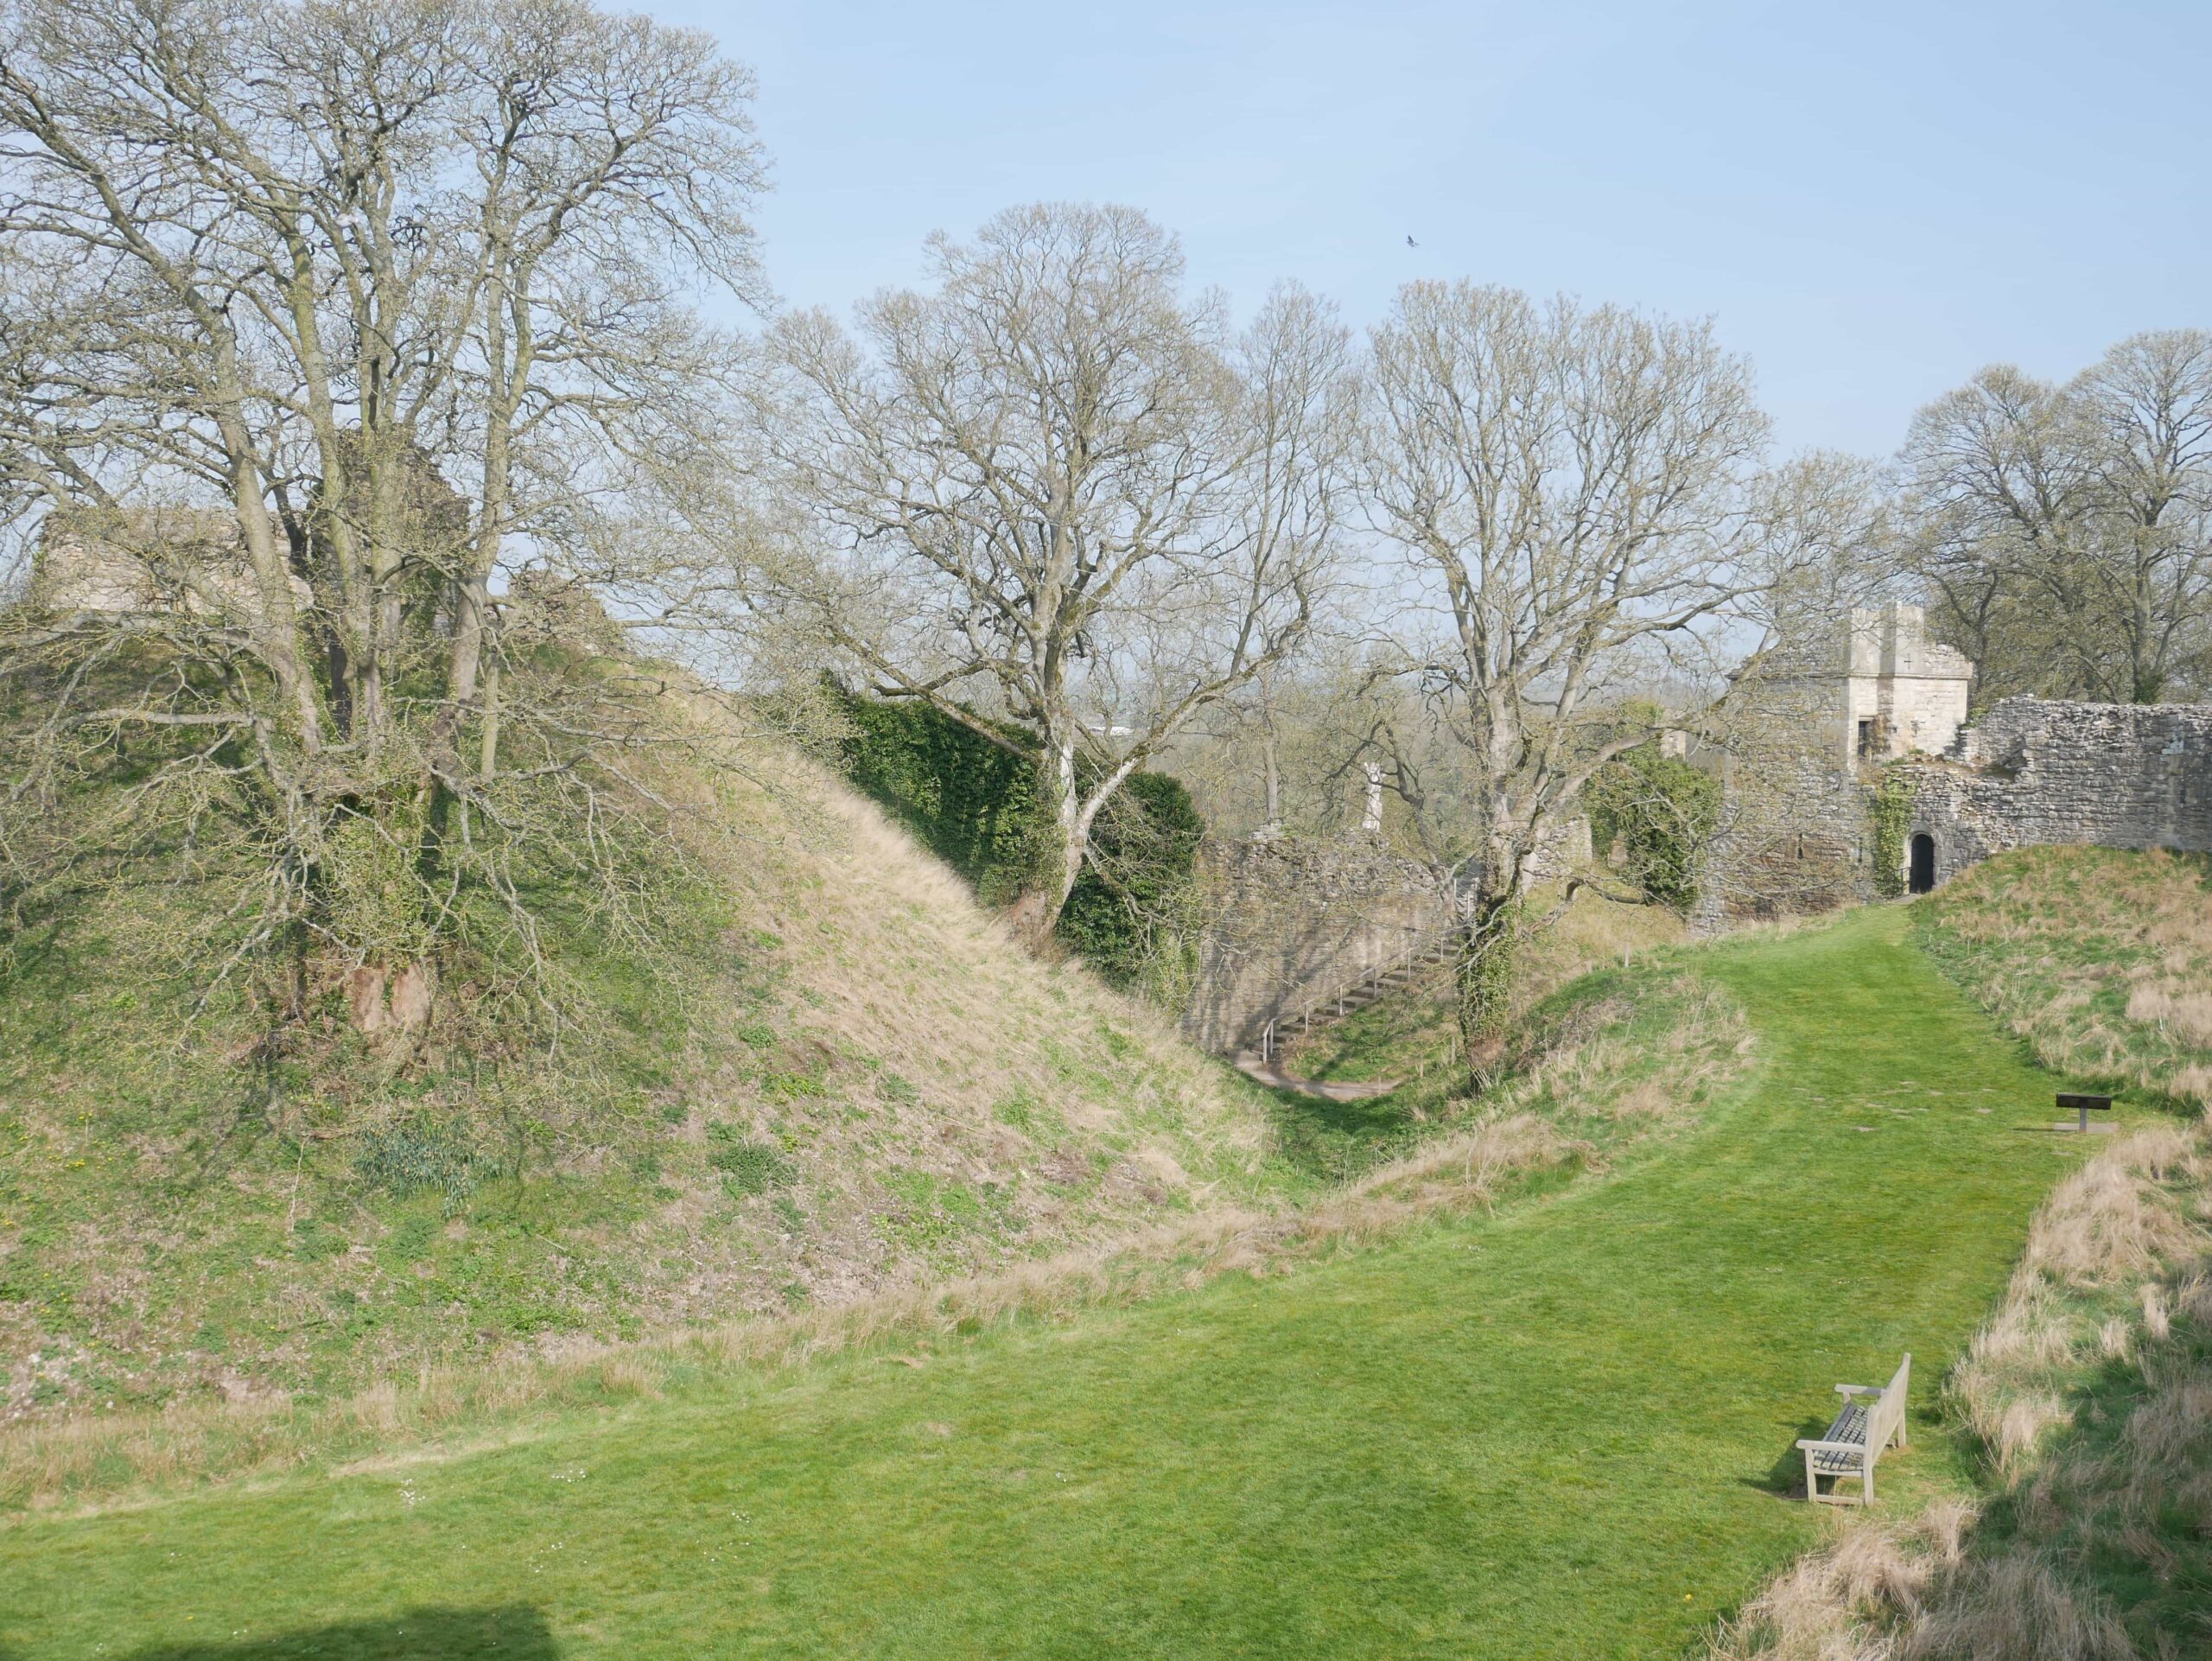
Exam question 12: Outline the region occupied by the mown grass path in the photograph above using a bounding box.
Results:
[0,907,2119,1658]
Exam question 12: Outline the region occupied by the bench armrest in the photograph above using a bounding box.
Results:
[1834,1384,1884,1397]
[1796,1437,1866,1454]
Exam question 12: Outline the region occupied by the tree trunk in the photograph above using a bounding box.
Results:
[1006,737,1085,950]
[1453,879,1522,1088]
[1006,837,1085,951]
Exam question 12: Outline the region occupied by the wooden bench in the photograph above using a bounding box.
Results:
[1796,1352,1910,1505]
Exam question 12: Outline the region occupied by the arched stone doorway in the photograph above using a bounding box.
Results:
[1908,833,1936,894]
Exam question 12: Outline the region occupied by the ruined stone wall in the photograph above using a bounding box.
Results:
[1705,694,2212,925]
[27,508,310,621]
[1694,671,1874,928]
[1904,699,2212,886]
[1179,836,1456,1054]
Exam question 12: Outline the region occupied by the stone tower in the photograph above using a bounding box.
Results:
[1838,603,1976,766]
[1699,602,1974,921]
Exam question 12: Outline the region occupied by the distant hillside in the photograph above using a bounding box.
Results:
[0,735,1291,1423]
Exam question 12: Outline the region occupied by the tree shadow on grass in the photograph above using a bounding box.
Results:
[117,1605,557,1661]
[1264,1082,1428,1181]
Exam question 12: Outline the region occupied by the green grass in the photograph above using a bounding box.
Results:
[0,906,2130,1657]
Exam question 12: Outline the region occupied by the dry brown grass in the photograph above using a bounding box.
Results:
[1710,849,2212,1661]
[1519,881,1689,1003]
[1924,847,2212,1110]
[1954,1124,2208,1478]
[1898,1556,2141,1661]
[1706,1499,1974,1661]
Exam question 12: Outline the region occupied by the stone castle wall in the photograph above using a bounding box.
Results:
[1904,699,2212,887]
[1696,671,1874,926]
[1705,691,2212,925]
[1179,836,1456,1054]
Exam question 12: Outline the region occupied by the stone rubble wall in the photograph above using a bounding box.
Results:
[1903,698,2212,887]
[1694,673,1875,928]
[1179,836,1457,1055]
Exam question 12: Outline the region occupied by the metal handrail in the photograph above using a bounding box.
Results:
[1255,926,1457,1063]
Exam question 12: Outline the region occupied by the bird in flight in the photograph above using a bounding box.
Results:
[1406,235,1419,247]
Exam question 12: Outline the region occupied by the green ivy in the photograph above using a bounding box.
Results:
[1055,771,1206,997]
[830,680,1043,905]
[827,681,1205,996]
[1869,770,1917,900]
[1585,745,1720,913]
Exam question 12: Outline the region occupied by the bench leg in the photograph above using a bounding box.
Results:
[1863,1464,1875,1505]
[1803,1450,1818,1503]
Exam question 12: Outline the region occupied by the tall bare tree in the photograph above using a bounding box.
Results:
[1899,334,2212,704]
[2073,331,2212,702]
[758,206,1350,946]
[1361,282,1771,1067]
[0,0,766,1042]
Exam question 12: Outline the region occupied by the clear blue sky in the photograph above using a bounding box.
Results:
[658,0,2210,458]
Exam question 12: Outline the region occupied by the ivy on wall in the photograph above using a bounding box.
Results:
[1868,768,1918,900]
[828,681,1205,996]
[832,682,1043,906]
[1585,744,1720,913]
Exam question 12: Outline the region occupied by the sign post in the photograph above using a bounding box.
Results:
[2054,1091,2113,1134]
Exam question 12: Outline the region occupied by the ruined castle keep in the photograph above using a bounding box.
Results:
[1706,601,2212,920]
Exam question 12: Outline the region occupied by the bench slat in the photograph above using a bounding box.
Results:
[1808,1403,1869,1471]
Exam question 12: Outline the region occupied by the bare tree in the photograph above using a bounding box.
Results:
[2072,331,2212,702]
[758,206,1350,947]
[1361,282,1771,1068]
[1898,334,2212,704]
[1897,365,2095,700]
[0,0,766,1046]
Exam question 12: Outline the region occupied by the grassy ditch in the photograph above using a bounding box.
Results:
[0,906,2100,1658]
[1713,849,2212,1661]
[0,951,1743,1514]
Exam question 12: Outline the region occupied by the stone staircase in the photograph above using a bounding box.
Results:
[1248,932,1459,1066]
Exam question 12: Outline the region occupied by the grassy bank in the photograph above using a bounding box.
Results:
[0,905,2108,1657]
[0,949,1740,1511]
[0,755,1298,1427]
